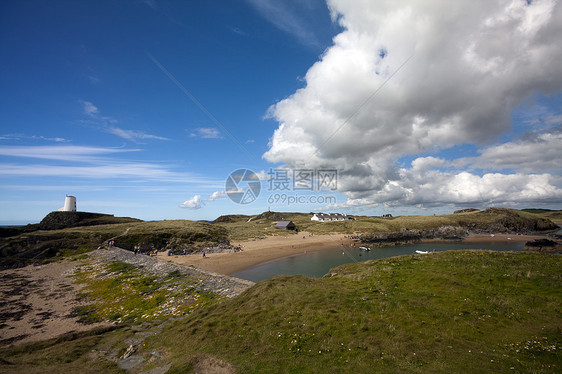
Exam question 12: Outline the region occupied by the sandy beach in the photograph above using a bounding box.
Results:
[163,232,546,276]
[164,232,349,275]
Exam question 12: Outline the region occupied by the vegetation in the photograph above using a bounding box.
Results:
[1,208,558,268]
[3,250,559,373]
[72,261,221,324]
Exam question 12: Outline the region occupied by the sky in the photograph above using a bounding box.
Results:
[1,0,561,225]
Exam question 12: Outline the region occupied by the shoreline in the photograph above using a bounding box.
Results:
[163,232,348,276]
[163,232,546,276]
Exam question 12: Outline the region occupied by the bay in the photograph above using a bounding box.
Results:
[231,241,526,282]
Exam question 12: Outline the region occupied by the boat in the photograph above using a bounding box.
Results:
[359,246,371,251]
[415,250,429,254]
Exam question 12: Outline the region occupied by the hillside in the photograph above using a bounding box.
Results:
[1,251,560,373]
[1,208,558,268]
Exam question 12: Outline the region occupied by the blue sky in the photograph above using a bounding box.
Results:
[1,0,561,225]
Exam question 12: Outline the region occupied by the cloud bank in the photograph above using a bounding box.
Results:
[264,0,562,209]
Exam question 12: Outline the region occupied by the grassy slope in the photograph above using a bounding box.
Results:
[217,209,559,240]
[2,251,560,373]
[148,251,561,373]
[3,209,557,266]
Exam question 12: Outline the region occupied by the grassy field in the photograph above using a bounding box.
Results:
[147,250,561,373]
[3,250,559,373]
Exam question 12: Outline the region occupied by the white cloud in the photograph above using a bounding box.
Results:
[207,190,226,201]
[82,101,99,116]
[80,101,166,142]
[263,0,562,209]
[471,127,562,173]
[189,128,222,139]
[179,195,203,209]
[245,0,325,48]
[0,145,223,185]
[0,145,137,162]
[107,126,169,141]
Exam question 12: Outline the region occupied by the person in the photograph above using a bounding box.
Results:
[202,251,206,258]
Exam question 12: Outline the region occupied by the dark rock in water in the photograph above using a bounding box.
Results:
[361,226,468,246]
[523,239,561,253]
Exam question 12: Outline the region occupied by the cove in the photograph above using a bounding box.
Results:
[231,241,526,282]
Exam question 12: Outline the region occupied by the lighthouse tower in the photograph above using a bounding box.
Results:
[58,195,77,212]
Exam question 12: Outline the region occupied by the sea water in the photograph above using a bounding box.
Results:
[231,241,526,282]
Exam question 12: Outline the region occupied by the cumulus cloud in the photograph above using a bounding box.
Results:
[179,195,203,209]
[470,127,562,173]
[207,190,227,201]
[263,0,562,209]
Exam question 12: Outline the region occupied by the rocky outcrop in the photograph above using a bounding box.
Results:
[361,226,468,246]
[89,248,254,298]
[458,208,558,233]
[523,239,561,253]
[0,212,140,238]
[454,208,480,214]
[38,212,140,231]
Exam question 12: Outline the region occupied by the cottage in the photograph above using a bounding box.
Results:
[311,213,353,222]
[275,220,296,230]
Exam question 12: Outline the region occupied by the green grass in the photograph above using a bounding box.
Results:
[0,327,125,373]
[2,251,560,373]
[148,250,561,373]
[72,261,221,324]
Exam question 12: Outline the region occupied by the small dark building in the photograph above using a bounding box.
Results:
[275,220,296,230]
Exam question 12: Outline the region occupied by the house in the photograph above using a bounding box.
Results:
[311,213,353,222]
[275,220,296,230]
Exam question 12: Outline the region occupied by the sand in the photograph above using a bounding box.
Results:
[163,231,546,276]
[164,232,349,275]
[0,260,111,347]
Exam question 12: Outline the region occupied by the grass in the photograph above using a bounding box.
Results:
[3,208,557,268]
[216,208,559,240]
[148,250,561,373]
[2,251,560,373]
[72,260,221,324]
[0,327,125,373]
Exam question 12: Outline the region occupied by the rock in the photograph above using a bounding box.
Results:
[121,344,137,359]
[523,239,562,253]
[454,208,480,214]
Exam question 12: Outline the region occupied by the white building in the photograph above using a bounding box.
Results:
[311,213,352,222]
[58,195,77,212]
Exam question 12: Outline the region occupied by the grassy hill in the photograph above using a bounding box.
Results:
[215,208,559,240]
[1,208,558,268]
[2,250,560,373]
